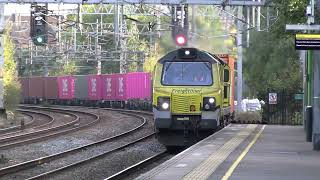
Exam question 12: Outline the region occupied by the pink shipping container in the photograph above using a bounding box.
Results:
[125,72,151,100]
[101,74,117,100]
[101,72,151,101]
[57,76,75,99]
[114,74,127,100]
[29,77,44,98]
[87,75,102,100]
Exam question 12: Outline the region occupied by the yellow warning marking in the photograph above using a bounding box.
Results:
[222,125,266,180]
[296,34,320,39]
[182,124,257,180]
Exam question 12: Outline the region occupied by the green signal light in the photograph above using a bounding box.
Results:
[32,35,47,46]
[36,36,43,43]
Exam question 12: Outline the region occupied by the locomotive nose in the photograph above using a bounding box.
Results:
[171,89,202,114]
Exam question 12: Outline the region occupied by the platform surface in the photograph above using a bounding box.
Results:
[136,124,320,180]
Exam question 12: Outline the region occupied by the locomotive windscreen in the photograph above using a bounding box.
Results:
[161,62,213,86]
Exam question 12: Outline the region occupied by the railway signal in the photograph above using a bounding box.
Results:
[172,5,188,46]
[175,33,187,46]
[30,5,47,46]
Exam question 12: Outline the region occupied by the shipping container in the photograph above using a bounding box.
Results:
[74,75,88,100]
[114,73,127,100]
[126,72,151,100]
[44,76,58,99]
[217,54,235,113]
[29,76,44,98]
[88,75,102,100]
[19,77,29,99]
[57,76,75,99]
[101,74,117,100]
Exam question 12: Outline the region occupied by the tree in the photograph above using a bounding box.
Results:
[243,0,307,97]
[51,60,78,76]
[3,23,21,114]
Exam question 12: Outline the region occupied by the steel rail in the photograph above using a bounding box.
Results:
[0,107,99,150]
[0,109,148,177]
[0,110,77,143]
[0,109,62,137]
[0,111,34,134]
[105,151,167,180]
[27,133,155,180]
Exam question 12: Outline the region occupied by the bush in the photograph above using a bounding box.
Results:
[235,111,262,123]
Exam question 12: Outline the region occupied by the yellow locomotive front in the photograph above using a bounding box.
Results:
[153,48,231,146]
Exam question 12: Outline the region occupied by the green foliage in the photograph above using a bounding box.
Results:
[3,23,21,112]
[51,60,78,76]
[244,31,302,96]
[243,0,307,97]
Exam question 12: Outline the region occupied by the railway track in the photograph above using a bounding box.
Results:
[105,150,167,180]
[0,107,153,179]
[27,133,155,180]
[0,106,99,150]
[0,109,55,137]
[0,111,34,134]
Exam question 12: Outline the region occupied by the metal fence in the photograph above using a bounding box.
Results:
[262,90,303,125]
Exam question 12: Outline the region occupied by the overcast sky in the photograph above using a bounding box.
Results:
[4,4,77,16]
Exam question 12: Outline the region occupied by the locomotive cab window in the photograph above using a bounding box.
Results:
[161,62,213,86]
[224,69,229,83]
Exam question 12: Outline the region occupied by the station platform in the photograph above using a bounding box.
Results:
[136,124,320,180]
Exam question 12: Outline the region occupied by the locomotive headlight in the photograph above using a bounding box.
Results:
[209,97,215,104]
[158,97,170,111]
[203,97,216,111]
[162,102,169,110]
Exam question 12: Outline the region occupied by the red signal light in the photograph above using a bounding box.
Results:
[175,34,187,46]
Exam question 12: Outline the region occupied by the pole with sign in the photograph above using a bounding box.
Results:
[268,93,277,105]
[285,0,320,150]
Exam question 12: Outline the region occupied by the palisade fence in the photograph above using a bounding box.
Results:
[261,89,303,125]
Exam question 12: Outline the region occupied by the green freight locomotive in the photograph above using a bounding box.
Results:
[152,48,235,146]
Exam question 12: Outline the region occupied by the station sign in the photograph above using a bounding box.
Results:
[269,93,277,105]
[294,93,303,100]
[295,34,320,50]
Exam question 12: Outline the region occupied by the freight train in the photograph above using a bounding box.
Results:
[152,48,235,146]
[19,48,235,147]
[19,72,152,110]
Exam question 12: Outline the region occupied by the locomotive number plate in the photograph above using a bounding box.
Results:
[177,117,189,120]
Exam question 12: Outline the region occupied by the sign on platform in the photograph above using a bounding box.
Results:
[294,93,303,100]
[269,93,277,105]
[295,34,320,50]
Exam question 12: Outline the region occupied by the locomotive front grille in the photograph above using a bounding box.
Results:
[171,94,201,114]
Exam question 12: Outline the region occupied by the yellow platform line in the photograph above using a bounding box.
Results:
[222,125,266,180]
[183,124,257,180]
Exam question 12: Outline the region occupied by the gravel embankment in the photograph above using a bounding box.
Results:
[0,107,164,180]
